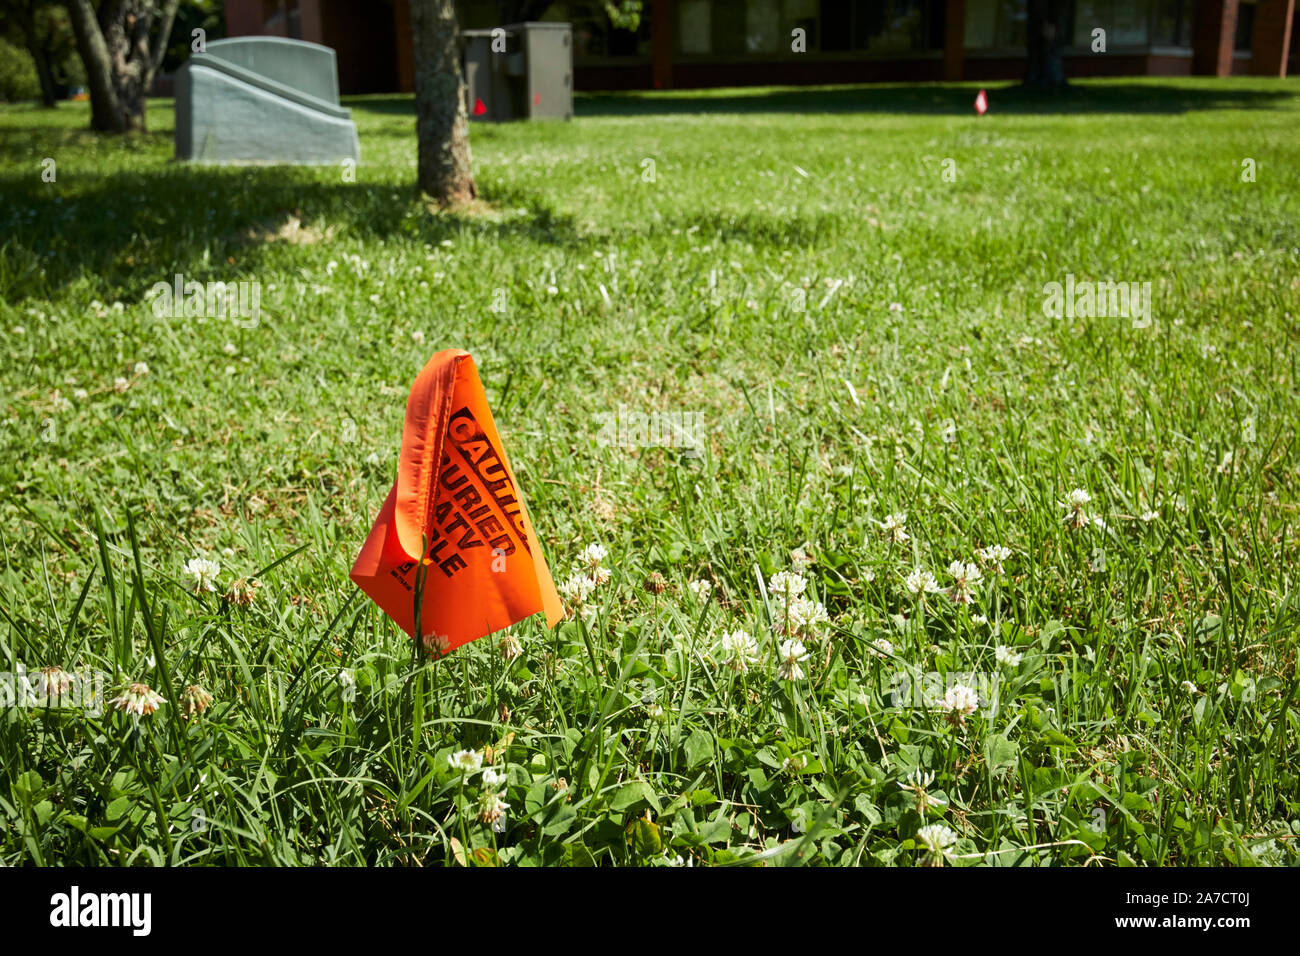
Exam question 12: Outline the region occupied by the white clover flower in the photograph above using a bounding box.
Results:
[947,560,983,605]
[881,512,909,544]
[499,632,523,661]
[110,682,165,717]
[477,789,509,832]
[448,749,483,774]
[481,767,507,788]
[915,824,958,865]
[899,768,947,814]
[1062,488,1093,529]
[995,645,1022,667]
[901,768,935,791]
[338,669,355,690]
[687,579,713,602]
[889,302,904,313]
[36,666,75,698]
[781,754,807,774]
[1140,510,1159,523]
[113,376,130,393]
[774,593,829,638]
[790,546,813,569]
[941,683,980,720]
[976,544,1012,574]
[767,570,807,600]
[904,567,941,599]
[719,629,759,673]
[577,543,608,569]
[180,684,214,717]
[558,572,596,606]
[777,639,809,681]
[132,361,149,376]
[411,330,425,344]
[223,342,238,355]
[419,631,453,657]
[871,637,894,657]
[972,613,989,625]
[73,388,89,400]
[183,556,220,592]
[1180,680,1200,695]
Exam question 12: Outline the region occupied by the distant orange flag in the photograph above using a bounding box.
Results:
[350,349,563,654]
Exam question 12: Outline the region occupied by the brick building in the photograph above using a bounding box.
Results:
[222,0,1298,94]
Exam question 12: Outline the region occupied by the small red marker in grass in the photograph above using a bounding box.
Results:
[974,89,988,116]
[473,97,487,116]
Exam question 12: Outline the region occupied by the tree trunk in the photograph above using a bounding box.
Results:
[13,6,58,107]
[27,38,59,106]
[65,0,179,132]
[1024,0,1069,89]
[411,0,476,207]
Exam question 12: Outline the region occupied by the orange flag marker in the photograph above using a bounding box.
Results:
[350,349,563,654]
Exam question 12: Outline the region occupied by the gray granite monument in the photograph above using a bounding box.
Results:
[175,37,360,165]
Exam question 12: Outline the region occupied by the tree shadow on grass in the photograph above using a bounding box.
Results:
[0,166,581,303]
[574,81,1297,117]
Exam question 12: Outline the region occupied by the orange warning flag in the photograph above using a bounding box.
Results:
[350,349,563,653]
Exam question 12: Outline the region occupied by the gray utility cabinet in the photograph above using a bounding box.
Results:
[462,22,572,122]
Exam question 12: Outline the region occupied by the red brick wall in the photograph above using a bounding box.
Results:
[224,0,265,37]
[651,0,674,89]
[1251,0,1296,75]
[943,0,965,82]
[395,0,414,93]
[318,2,396,94]
[1193,0,1239,76]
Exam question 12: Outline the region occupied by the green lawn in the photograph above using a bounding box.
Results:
[1,77,1298,866]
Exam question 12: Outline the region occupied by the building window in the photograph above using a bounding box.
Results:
[965,0,997,48]
[678,0,816,56]
[855,0,931,52]
[547,2,650,59]
[1234,1,1256,52]
[678,0,712,54]
[965,0,1027,50]
[1075,0,1150,47]
[746,0,782,52]
[1152,0,1193,47]
[678,0,938,57]
[783,0,820,52]
[997,0,1027,47]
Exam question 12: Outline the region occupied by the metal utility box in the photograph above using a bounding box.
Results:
[462,22,572,122]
